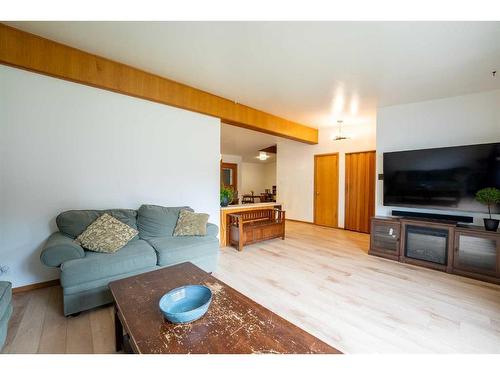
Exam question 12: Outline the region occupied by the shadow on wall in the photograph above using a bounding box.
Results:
[20,238,60,287]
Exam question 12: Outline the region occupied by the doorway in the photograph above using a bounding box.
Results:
[221,162,238,204]
[344,150,376,233]
[314,153,339,227]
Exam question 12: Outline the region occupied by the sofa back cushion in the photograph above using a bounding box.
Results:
[56,209,138,239]
[137,205,193,238]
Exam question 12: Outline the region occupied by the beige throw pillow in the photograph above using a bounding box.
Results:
[173,210,209,236]
[75,213,138,253]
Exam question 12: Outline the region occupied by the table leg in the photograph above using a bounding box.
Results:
[114,306,123,352]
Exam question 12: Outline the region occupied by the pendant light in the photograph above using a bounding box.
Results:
[333,120,349,141]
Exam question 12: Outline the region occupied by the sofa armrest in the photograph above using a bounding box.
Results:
[40,232,85,267]
[206,223,219,237]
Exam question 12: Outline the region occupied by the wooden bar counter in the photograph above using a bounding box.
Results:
[220,202,282,247]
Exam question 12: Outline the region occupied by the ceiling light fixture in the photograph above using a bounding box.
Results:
[333,120,350,141]
[257,151,270,161]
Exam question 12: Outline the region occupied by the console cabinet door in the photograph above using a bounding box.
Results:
[453,231,499,277]
[370,220,400,258]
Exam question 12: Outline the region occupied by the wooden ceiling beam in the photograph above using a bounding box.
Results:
[0,24,318,144]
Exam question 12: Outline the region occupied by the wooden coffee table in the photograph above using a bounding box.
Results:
[109,262,341,354]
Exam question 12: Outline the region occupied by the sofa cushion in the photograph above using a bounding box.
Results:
[76,213,139,253]
[137,205,192,239]
[147,235,219,267]
[173,210,209,236]
[56,209,138,239]
[60,239,157,288]
[0,281,12,321]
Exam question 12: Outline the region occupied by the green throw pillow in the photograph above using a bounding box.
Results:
[75,213,138,253]
[173,210,209,236]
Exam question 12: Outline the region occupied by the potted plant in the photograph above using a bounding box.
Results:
[475,187,500,231]
[220,185,234,207]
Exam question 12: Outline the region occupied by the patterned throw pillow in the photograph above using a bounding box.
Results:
[75,213,138,253]
[173,210,209,236]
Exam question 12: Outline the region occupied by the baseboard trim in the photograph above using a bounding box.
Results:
[286,219,347,230]
[286,218,315,225]
[13,279,59,294]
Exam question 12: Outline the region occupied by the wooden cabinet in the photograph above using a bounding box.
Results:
[369,216,500,285]
[369,217,401,260]
[452,228,500,283]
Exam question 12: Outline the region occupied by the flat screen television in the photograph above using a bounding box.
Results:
[383,142,500,213]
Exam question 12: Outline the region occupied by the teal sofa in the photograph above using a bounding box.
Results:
[0,281,13,351]
[40,205,219,316]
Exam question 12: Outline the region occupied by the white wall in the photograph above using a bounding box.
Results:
[0,65,221,287]
[221,154,276,201]
[277,120,376,226]
[263,162,277,189]
[376,89,500,224]
[240,162,273,196]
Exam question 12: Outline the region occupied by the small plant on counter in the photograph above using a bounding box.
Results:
[220,185,234,207]
[475,187,500,231]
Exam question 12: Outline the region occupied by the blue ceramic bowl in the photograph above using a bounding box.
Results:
[159,285,212,324]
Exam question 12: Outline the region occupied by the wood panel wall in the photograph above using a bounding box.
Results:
[344,151,376,233]
[0,23,318,144]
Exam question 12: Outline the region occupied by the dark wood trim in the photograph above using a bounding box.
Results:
[221,162,238,193]
[259,145,277,154]
[12,279,59,294]
[0,23,318,145]
[451,268,500,285]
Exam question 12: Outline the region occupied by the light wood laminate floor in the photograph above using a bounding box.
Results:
[2,221,500,353]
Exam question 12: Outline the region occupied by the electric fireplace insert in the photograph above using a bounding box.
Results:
[404,225,449,265]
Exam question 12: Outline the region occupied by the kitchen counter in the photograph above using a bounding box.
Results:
[220,202,279,211]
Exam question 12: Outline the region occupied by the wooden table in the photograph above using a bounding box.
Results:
[109,262,340,354]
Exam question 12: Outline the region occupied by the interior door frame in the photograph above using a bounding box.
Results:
[221,162,238,192]
[344,150,376,233]
[313,152,339,228]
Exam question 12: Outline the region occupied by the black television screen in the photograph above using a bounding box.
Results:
[383,142,500,213]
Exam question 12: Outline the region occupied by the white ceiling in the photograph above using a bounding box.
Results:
[6,21,500,128]
[221,123,277,163]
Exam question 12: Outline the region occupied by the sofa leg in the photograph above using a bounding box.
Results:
[69,312,81,318]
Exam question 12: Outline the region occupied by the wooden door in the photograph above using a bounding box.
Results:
[345,151,376,233]
[314,153,339,227]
